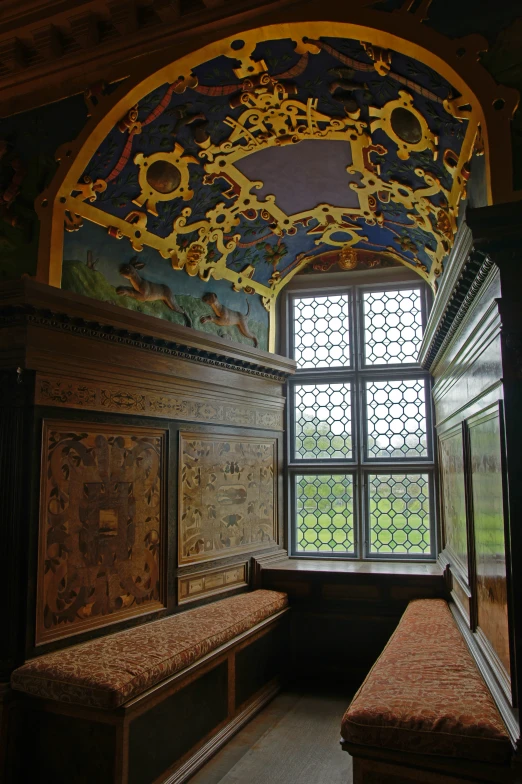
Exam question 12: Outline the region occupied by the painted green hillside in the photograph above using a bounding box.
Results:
[62,259,268,349]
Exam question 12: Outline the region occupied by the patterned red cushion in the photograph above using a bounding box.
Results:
[11,589,287,710]
[341,599,511,764]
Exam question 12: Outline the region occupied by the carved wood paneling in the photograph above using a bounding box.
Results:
[430,211,519,721]
[451,573,472,624]
[178,562,248,604]
[439,425,469,581]
[36,420,167,644]
[432,271,502,432]
[179,432,277,566]
[468,403,510,678]
[35,374,284,430]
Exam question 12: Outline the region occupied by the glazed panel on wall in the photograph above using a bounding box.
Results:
[468,404,510,677]
[179,433,277,565]
[439,425,468,579]
[37,420,166,644]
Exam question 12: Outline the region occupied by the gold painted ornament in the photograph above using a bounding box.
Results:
[133,143,198,216]
[370,91,438,160]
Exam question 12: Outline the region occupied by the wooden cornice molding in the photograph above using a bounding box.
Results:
[0,278,296,381]
[419,201,522,373]
[419,222,481,372]
[420,201,522,372]
[0,0,297,117]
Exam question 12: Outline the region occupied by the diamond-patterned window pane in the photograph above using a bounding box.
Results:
[363,288,423,365]
[293,294,350,368]
[368,473,431,555]
[295,383,352,460]
[366,379,428,459]
[296,475,355,553]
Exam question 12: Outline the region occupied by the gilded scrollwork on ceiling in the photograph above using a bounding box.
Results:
[60,31,480,311]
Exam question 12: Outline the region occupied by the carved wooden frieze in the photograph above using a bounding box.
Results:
[178,562,248,604]
[35,375,283,431]
[36,421,166,644]
[179,433,277,566]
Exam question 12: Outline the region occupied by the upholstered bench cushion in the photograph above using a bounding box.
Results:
[11,589,287,710]
[341,599,511,764]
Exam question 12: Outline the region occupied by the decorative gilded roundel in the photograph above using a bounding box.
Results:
[133,143,198,216]
[370,91,437,160]
[146,160,182,193]
[390,107,422,144]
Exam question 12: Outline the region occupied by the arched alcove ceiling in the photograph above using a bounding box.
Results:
[38,19,515,342]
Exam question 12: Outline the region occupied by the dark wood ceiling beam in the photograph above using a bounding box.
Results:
[0,0,293,117]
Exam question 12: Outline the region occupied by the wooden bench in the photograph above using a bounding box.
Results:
[10,589,289,784]
[341,599,515,783]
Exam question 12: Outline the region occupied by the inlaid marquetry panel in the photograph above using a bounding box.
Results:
[179,433,277,566]
[36,420,166,643]
[178,563,248,604]
[35,374,283,431]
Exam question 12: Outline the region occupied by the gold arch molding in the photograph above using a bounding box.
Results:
[36,4,519,351]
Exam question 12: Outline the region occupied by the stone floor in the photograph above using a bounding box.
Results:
[188,689,353,784]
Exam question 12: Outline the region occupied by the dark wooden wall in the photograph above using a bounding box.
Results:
[0,277,294,677]
[261,560,446,691]
[420,203,522,748]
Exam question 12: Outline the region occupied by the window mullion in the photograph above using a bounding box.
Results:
[353,285,365,559]
[288,281,436,561]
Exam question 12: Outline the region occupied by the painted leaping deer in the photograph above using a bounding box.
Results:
[117,257,192,327]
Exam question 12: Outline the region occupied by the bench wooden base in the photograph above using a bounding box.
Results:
[10,609,289,784]
[343,741,519,784]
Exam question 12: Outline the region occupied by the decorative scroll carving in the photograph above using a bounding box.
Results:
[178,562,248,603]
[369,91,437,161]
[179,433,277,565]
[35,375,283,431]
[36,421,166,643]
[59,68,465,294]
[35,15,514,326]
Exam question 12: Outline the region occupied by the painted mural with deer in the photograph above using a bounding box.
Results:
[62,220,269,350]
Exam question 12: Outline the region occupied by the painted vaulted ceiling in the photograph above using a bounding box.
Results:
[64,33,478,316]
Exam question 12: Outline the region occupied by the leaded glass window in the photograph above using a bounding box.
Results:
[365,379,428,459]
[287,280,435,560]
[296,474,355,553]
[293,293,350,368]
[363,288,423,365]
[368,473,431,555]
[294,382,352,460]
